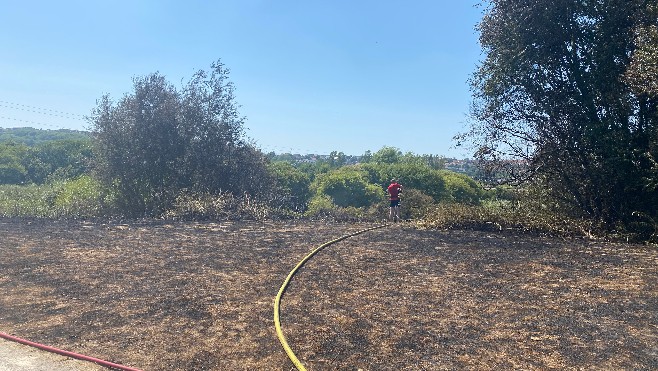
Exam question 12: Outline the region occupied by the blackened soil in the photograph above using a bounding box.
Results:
[0,219,656,370]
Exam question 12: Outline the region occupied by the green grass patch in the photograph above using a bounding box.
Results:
[0,175,114,218]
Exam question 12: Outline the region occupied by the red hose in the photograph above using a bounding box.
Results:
[0,331,143,371]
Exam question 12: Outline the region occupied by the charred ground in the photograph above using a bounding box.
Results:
[0,218,656,370]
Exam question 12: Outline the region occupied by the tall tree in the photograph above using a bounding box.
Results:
[464,0,658,228]
[90,60,270,216]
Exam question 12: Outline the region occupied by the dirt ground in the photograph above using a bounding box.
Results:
[0,337,103,371]
[0,218,656,370]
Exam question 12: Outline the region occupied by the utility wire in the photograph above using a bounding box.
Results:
[0,115,77,129]
[0,100,86,120]
[0,100,339,154]
[0,100,88,131]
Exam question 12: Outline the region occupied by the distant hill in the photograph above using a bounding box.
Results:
[0,127,90,146]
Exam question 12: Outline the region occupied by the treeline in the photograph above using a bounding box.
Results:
[0,127,89,146]
[0,126,487,221]
[0,62,492,223]
[0,130,92,184]
[267,146,485,218]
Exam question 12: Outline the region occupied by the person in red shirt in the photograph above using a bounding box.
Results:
[387,179,403,222]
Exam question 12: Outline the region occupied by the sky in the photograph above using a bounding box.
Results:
[0,1,484,157]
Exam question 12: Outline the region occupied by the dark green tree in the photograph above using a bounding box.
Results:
[625,3,658,96]
[24,139,93,183]
[90,60,271,216]
[0,142,28,184]
[464,0,658,229]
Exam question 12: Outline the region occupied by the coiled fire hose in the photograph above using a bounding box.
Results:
[273,224,387,371]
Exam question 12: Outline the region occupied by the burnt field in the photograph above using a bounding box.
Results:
[0,218,657,370]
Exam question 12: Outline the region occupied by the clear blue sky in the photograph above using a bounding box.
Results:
[0,1,483,157]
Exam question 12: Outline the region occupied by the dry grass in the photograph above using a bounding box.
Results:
[0,218,657,370]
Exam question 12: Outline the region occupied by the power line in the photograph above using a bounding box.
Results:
[0,100,86,120]
[0,101,343,154]
[0,116,72,129]
[0,100,89,131]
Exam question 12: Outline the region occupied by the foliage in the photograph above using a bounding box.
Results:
[418,179,658,242]
[305,194,338,217]
[463,0,658,232]
[26,139,93,183]
[440,170,485,205]
[370,146,403,164]
[270,146,487,216]
[309,166,382,209]
[0,141,28,184]
[0,175,112,218]
[266,161,311,212]
[362,146,446,169]
[0,128,89,146]
[361,161,446,203]
[51,175,111,217]
[358,146,468,204]
[90,60,272,217]
[0,138,93,185]
[304,194,376,221]
[301,150,488,221]
[0,183,54,217]
[625,3,658,97]
[417,184,589,236]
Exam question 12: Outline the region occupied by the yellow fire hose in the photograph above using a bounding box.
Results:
[273,224,387,371]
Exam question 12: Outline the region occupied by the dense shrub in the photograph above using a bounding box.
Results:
[439,170,485,205]
[310,167,382,209]
[305,194,382,222]
[415,181,637,239]
[52,176,110,218]
[90,61,272,217]
[0,142,28,184]
[0,175,112,218]
[361,162,447,203]
[0,184,54,217]
[266,161,311,212]
[417,202,588,236]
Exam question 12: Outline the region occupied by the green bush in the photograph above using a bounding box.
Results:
[305,194,336,217]
[417,202,587,235]
[310,167,382,208]
[267,161,311,211]
[0,142,29,184]
[0,184,53,217]
[440,170,485,205]
[305,194,375,221]
[52,175,108,218]
[0,175,112,218]
[361,162,449,203]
